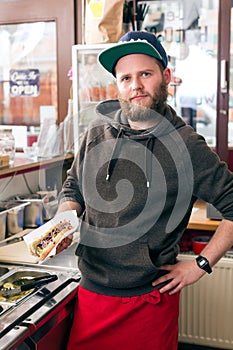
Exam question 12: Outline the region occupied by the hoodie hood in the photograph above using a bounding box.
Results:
[95,99,186,139]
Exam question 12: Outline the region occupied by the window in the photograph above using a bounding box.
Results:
[0,0,76,130]
[0,21,57,126]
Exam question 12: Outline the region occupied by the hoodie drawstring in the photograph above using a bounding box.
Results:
[106,128,154,188]
[145,137,154,188]
[106,128,123,182]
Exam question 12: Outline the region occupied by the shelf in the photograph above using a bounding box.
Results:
[187,200,220,231]
[0,153,74,179]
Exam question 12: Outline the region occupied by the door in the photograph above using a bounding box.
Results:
[0,0,75,127]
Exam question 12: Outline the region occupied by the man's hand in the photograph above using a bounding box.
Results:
[152,260,206,295]
[152,219,233,294]
[55,233,74,254]
[54,200,83,256]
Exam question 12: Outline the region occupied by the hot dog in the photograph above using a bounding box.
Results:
[29,219,73,260]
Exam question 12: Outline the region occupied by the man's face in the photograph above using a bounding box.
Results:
[115,54,171,121]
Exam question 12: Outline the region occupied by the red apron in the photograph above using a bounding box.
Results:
[67,285,180,350]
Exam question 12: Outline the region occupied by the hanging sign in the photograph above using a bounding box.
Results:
[88,0,104,18]
[9,68,40,97]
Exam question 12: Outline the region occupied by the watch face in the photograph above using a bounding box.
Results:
[196,256,212,274]
[199,258,207,267]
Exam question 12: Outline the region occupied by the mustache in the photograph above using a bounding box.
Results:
[120,92,152,101]
[130,93,148,98]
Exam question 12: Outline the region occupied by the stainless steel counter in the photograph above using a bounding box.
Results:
[0,235,81,349]
[0,229,80,269]
[41,237,79,271]
[0,325,29,350]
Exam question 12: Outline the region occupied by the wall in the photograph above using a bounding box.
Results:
[0,170,46,201]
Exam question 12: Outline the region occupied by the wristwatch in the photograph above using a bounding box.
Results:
[196,255,212,274]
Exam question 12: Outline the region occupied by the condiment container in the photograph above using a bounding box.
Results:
[192,235,211,254]
[0,201,30,238]
[21,200,44,228]
[0,209,7,241]
[0,129,15,165]
[7,205,26,236]
[15,195,44,228]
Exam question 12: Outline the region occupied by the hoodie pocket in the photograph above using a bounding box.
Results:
[75,237,160,289]
[140,239,160,269]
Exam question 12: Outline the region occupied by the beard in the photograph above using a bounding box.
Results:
[118,78,168,122]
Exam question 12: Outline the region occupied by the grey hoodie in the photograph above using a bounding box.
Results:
[59,100,233,296]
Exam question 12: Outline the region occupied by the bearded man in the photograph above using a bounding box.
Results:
[57,31,233,350]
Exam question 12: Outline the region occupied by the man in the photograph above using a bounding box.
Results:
[57,31,233,350]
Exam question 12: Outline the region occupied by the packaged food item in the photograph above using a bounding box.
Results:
[0,129,15,164]
[23,210,79,262]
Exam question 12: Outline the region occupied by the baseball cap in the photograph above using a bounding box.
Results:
[98,31,168,76]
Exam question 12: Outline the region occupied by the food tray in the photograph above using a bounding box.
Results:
[23,210,79,263]
[0,269,52,304]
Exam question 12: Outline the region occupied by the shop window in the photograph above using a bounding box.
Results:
[0,21,57,127]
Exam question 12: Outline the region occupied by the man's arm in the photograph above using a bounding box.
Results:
[152,219,233,294]
[56,200,83,216]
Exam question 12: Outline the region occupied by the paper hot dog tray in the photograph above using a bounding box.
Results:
[23,210,79,263]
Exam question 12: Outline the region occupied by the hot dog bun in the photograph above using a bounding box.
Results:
[29,219,73,260]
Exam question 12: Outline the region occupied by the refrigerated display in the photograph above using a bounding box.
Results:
[72,44,117,153]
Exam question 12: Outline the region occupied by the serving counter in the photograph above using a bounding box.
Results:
[0,237,80,350]
[178,200,221,253]
[187,200,220,231]
[0,200,223,349]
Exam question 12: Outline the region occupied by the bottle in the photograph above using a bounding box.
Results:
[37,106,57,157]
[0,129,15,164]
[63,99,74,154]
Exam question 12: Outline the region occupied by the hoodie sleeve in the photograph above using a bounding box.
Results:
[58,136,86,211]
[187,131,233,220]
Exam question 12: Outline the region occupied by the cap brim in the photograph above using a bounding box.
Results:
[98,42,163,75]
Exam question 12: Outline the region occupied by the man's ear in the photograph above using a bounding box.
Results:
[163,67,171,84]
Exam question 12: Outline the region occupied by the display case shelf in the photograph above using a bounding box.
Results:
[0,153,74,179]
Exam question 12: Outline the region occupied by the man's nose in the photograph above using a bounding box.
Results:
[131,76,143,90]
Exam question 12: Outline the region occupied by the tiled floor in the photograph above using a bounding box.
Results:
[178,343,224,350]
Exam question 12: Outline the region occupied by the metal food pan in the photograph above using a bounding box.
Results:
[0,269,52,304]
[7,202,30,236]
[0,209,7,241]
[15,195,44,227]
[0,201,30,237]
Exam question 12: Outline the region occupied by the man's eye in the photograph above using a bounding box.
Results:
[122,76,130,82]
[142,72,150,77]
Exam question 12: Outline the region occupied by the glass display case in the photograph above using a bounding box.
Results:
[72,44,117,153]
[71,0,229,162]
[72,1,220,155]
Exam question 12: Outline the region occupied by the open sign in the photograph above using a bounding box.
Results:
[9,69,40,97]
